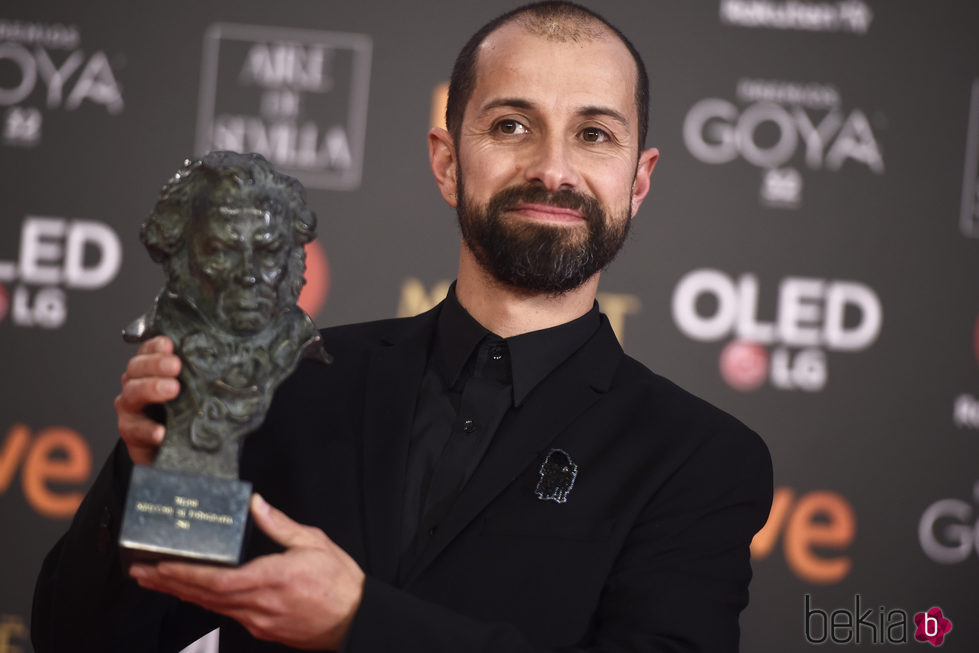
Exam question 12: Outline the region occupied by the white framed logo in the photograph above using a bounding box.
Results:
[196,23,372,191]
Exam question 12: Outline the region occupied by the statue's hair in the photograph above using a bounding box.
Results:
[445,1,649,152]
[140,151,316,304]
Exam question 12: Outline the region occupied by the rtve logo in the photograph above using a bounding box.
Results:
[0,424,91,519]
[751,486,856,584]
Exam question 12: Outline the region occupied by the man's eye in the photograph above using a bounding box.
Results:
[581,127,609,143]
[496,119,527,135]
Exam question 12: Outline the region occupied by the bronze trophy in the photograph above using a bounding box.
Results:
[118,151,330,565]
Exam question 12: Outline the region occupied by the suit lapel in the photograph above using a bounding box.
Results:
[360,308,438,583]
[403,317,623,585]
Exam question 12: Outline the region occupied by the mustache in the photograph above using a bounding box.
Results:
[487,184,603,221]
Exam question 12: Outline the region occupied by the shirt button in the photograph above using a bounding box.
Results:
[428,525,438,536]
[490,346,506,361]
[463,419,477,433]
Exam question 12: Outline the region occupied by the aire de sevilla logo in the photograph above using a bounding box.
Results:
[297,240,329,320]
[196,23,372,191]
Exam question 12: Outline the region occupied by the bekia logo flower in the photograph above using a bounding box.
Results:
[914,607,952,646]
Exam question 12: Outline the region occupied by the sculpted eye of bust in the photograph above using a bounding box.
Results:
[202,238,233,258]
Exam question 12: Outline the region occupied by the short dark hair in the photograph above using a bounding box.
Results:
[445,1,649,153]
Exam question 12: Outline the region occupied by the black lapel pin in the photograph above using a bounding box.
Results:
[535,449,577,503]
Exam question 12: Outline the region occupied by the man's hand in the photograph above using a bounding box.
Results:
[129,494,366,650]
[114,335,181,465]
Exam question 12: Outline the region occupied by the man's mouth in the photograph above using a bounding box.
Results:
[508,202,586,224]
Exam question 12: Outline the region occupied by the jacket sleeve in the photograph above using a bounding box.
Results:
[31,440,215,653]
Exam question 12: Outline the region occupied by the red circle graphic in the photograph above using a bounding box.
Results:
[298,240,330,320]
[719,340,769,392]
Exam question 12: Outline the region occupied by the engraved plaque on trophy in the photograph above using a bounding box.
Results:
[118,151,330,566]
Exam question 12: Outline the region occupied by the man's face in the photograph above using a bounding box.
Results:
[450,21,653,293]
[186,195,292,334]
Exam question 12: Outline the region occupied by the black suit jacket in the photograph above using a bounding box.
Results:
[33,303,773,652]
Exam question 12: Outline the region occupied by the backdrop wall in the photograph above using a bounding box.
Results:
[1,1,977,650]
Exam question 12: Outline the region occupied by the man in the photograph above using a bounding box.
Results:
[33,2,772,652]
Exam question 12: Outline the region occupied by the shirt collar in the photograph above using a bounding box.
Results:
[435,284,490,389]
[435,283,601,406]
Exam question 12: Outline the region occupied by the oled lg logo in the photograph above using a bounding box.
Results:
[683,78,883,208]
[0,216,121,328]
[804,596,952,646]
[919,481,979,565]
[0,18,124,147]
[196,23,372,191]
[672,269,882,391]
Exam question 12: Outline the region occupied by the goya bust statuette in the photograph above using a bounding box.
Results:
[124,151,331,479]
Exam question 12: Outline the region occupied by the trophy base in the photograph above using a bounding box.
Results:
[119,465,252,567]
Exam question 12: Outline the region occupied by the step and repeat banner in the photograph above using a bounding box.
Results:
[1,1,977,650]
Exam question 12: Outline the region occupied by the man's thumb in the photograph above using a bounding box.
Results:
[250,493,325,549]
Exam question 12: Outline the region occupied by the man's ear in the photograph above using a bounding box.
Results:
[429,127,459,208]
[630,147,659,217]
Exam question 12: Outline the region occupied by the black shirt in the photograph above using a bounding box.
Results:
[399,285,601,574]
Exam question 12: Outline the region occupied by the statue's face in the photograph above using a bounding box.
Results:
[186,196,293,334]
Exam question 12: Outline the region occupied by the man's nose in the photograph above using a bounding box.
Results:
[523,136,580,191]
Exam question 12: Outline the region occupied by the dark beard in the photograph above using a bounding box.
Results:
[457,181,630,294]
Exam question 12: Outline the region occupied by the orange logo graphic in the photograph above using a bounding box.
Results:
[751,486,856,584]
[0,424,92,519]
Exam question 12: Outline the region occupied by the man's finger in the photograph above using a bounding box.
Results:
[131,566,260,612]
[116,406,165,444]
[124,352,182,383]
[136,335,175,355]
[118,377,180,410]
[250,494,329,550]
[133,561,260,595]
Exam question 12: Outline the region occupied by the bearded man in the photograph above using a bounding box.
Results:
[33,3,772,652]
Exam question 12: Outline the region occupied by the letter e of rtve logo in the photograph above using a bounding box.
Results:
[0,424,92,518]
